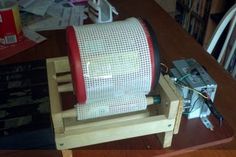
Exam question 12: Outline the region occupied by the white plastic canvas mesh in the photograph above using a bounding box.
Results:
[73,18,153,119]
[73,18,152,100]
[76,93,147,120]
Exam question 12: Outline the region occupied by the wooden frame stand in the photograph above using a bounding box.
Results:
[46,56,183,151]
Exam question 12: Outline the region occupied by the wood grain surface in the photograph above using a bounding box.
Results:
[1,0,235,157]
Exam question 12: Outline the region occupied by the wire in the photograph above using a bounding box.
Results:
[182,85,208,99]
[175,81,208,99]
[160,63,168,74]
[177,73,191,82]
[202,91,211,100]
[183,97,201,114]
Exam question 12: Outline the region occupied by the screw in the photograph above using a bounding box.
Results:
[146,145,151,149]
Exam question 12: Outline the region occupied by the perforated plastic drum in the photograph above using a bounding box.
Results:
[67,17,160,104]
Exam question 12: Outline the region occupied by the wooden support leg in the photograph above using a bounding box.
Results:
[157,131,174,148]
[61,150,73,157]
[47,57,182,149]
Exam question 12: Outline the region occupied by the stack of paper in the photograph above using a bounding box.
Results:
[19,0,53,16]
[19,0,87,31]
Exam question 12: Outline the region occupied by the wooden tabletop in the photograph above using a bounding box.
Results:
[1,0,236,157]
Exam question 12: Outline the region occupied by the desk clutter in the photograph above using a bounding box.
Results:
[0,0,117,60]
[0,0,46,60]
[19,0,118,31]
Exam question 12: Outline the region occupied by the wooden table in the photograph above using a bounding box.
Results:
[1,0,235,157]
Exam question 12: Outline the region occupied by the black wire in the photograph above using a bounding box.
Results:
[202,92,224,127]
[183,97,201,114]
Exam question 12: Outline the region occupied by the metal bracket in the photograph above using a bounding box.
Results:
[200,116,214,131]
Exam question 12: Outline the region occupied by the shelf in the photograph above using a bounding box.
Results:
[175,0,212,45]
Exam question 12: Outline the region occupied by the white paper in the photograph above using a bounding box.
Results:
[18,0,35,8]
[46,1,64,18]
[22,0,53,16]
[22,27,47,43]
[28,17,62,31]
[28,4,87,31]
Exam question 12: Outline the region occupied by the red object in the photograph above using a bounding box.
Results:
[0,3,23,45]
[0,36,36,61]
[66,26,87,104]
[139,20,156,89]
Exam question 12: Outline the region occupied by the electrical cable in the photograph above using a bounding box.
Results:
[160,63,168,74]
[182,97,201,114]
[174,81,208,99]
[202,92,224,127]
[173,66,208,99]
[176,73,191,82]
